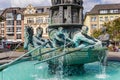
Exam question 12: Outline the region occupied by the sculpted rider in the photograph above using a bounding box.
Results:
[33,27,52,48]
[72,26,102,48]
[98,27,110,47]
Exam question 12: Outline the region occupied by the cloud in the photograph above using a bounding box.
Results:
[101,0,120,3]
[11,0,100,13]
[0,0,11,9]
[11,0,51,7]
[11,0,120,13]
[83,0,100,12]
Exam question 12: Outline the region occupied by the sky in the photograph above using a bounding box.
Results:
[0,0,120,13]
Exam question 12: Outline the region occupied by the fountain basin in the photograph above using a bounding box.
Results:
[0,61,120,80]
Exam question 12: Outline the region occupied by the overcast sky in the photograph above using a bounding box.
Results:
[0,0,120,13]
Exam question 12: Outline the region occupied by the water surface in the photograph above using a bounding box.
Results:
[0,61,120,80]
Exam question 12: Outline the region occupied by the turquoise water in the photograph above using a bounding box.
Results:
[0,61,120,80]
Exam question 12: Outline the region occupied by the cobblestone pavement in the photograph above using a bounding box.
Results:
[0,51,25,64]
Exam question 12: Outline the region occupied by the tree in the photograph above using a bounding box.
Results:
[0,16,3,22]
[91,29,101,38]
[104,18,120,42]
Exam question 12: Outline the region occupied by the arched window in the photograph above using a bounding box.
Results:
[17,14,22,20]
[6,13,14,20]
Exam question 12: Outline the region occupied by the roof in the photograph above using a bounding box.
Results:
[88,3,120,15]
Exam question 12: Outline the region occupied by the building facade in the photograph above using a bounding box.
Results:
[84,4,120,35]
[24,4,50,38]
[0,5,50,43]
[0,10,4,38]
[0,7,24,42]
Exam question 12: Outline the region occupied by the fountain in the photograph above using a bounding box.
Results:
[0,0,110,80]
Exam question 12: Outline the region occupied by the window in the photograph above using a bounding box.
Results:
[45,17,49,23]
[6,27,14,32]
[17,14,22,20]
[17,20,21,25]
[6,20,14,25]
[27,18,34,24]
[110,9,119,13]
[100,10,108,14]
[100,24,103,28]
[16,27,21,32]
[1,30,4,34]
[0,23,4,28]
[110,16,114,20]
[115,16,119,19]
[16,34,21,39]
[99,17,103,22]
[6,13,14,19]
[105,16,109,21]
[91,24,97,29]
[46,8,50,13]
[91,16,97,22]
[36,17,43,23]
[37,8,44,13]
[7,34,14,39]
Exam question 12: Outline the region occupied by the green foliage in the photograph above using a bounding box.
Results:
[0,50,3,53]
[104,18,120,41]
[91,29,101,38]
[0,36,2,43]
[0,16,3,22]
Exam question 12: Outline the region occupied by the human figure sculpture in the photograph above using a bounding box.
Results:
[72,26,102,49]
[98,27,110,47]
[52,27,71,47]
[24,26,34,50]
[33,27,52,48]
[24,26,53,51]
[33,27,44,47]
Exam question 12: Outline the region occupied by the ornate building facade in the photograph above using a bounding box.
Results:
[24,4,50,38]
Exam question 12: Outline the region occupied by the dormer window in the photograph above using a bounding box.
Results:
[110,9,119,13]
[99,10,108,14]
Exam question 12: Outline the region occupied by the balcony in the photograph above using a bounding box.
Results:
[6,32,14,34]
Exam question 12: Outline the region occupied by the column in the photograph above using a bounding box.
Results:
[59,6,64,23]
[49,10,52,24]
[21,20,24,42]
[14,20,16,40]
[61,0,63,3]
[67,6,72,23]
[79,8,83,25]
[4,21,6,38]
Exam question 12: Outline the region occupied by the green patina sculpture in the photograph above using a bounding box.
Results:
[0,0,107,75]
[23,0,107,76]
[72,26,102,49]
[24,26,34,50]
[24,26,53,51]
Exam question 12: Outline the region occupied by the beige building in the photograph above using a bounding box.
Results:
[24,4,50,38]
[84,4,120,35]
